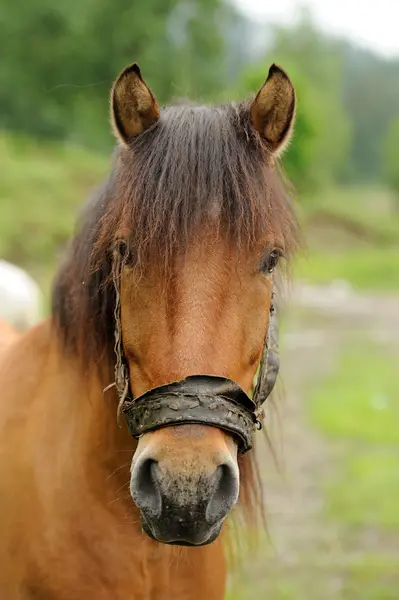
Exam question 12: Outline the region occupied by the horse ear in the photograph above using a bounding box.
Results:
[111,63,160,145]
[250,64,296,156]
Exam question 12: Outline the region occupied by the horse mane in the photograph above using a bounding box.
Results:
[52,99,300,536]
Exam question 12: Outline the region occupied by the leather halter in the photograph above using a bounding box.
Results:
[105,249,280,453]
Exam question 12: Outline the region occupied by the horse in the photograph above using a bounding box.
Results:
[0,317,19,354]
[0,259,42,331]
[0,62,299,599]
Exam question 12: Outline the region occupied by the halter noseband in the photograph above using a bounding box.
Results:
[105,248,279,453]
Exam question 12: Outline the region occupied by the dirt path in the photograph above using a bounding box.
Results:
[228,282,399,599]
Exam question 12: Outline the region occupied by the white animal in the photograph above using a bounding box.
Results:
[0,260,42,330]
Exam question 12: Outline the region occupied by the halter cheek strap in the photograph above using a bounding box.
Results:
[252,299,279,410]
[103,249,130,425]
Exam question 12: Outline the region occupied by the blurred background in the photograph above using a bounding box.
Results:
[0,0,398,597]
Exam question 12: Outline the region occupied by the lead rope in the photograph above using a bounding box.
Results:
[103,248,131,426]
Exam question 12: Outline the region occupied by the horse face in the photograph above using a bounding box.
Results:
[119,238,273,546]
[109,61,295,545]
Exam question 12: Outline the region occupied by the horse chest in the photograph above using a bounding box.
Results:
[26,510,225,600]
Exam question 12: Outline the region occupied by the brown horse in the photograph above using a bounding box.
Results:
[0,63,299,599]
[0,318,19,353]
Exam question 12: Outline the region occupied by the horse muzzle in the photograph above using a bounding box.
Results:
[113,297,279,546]
[130,426,240,546]
[127,376,250,545]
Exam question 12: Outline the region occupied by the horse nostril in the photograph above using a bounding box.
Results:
[130,458,162,518]
[205,463,239,525]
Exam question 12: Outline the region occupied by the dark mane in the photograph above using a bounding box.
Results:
[52,100,299,369]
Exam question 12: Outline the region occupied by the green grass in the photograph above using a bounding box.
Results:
[294,247,399,291]
[303,184,399,243]
[227,553,399,600]
[295,247,399,291]
[309,350,399,444]
[0,132,108,293]
[326,451,399,528]
[297,185,399,291]
[309,345,399,530]
[342,555,399,600]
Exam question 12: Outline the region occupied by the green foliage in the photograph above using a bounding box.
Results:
[341,44,399,182]
[0,0,234,150]
[268,9,399,186]
[1,1,398,191]
[269,13,352,190]
[382,117,399,198]
[235,8,399,191]
[236,10,351,194]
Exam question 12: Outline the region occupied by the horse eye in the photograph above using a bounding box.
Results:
[260,249,281,274]
[115,240,137,267]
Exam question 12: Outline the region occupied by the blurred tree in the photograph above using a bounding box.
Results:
[236,9,352,195]
[0,0,239,149]
[340,43,399,182]
[382,118,399,208]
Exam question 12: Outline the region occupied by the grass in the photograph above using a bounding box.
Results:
[297,185,399,291]
[309,344,399,531]
[302,184,399,244]
[0,132,108,295]
[295,246,399,291]
[308,349,399,444]
[326,451,399,528]
[227,558,399,600]
[342,555,399,600]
